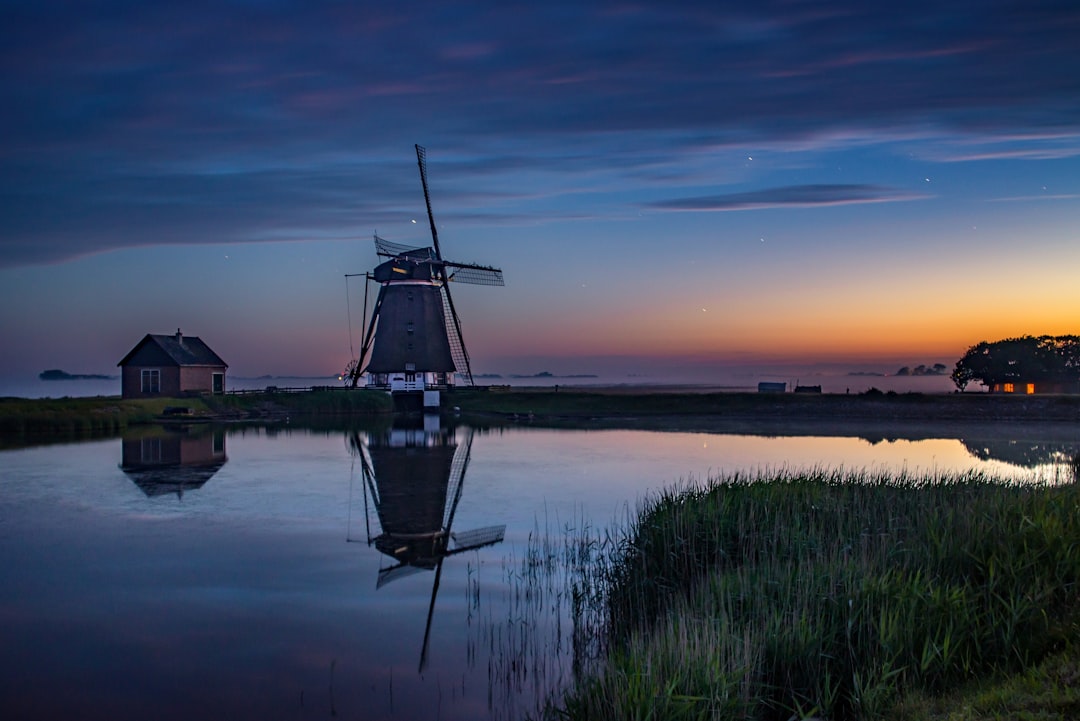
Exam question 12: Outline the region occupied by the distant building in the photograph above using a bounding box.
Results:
[117,329,228,399]
[757,382,787,393]
[793,385,823,394]
[989,380,1080,395]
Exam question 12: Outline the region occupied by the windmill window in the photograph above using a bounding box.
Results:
[407,291,414,302]
[407,342,414,351]
[406,322,415,336]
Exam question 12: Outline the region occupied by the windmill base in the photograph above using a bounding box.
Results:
[391,390,441,413]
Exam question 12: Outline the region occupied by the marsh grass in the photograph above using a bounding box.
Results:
[0,390,393,446]
[203,388,393,416]
[516,469,1080,720]
[0,396,178,443]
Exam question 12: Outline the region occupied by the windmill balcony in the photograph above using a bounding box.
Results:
[367,371,455,392]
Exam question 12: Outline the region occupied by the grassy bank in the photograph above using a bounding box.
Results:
[448,388,1080,424]
[0,389,392,446]
[546,470,1080,720]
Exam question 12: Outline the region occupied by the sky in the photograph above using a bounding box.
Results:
[2,0,1079,382]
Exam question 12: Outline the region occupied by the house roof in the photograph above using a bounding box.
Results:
[117,333,228,368]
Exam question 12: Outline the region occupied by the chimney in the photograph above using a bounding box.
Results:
[175,328,183,345]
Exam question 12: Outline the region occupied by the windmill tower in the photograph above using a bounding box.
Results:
[348,146,504,402]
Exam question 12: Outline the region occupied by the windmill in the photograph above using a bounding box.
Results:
[347,421,505,671]
[347,145,504,395]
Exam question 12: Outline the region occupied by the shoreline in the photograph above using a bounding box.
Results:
[446,387,1080,424]
[2,389,1078,450]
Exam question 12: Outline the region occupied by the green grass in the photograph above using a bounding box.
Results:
[446,388,1080,424]
[202,388,392,416]
[0,395,190,443]
[886,646,1080,720]
[0,389,393,446]
[537,470,1080,721]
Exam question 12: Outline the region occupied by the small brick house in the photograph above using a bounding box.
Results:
[118,329,228,399]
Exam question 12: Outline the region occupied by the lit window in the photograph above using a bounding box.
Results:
[1003,382,1014,393]
[1026,383,1035,394]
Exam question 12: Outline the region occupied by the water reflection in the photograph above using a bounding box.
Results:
[961,438,1080,473]
[4,420,1078,721]
[119,425,227,499]
[346,416,506,671]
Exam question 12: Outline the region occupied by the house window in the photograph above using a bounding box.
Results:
[141,369,160,394]
[1026,383,1035,394]
[212,372,224,394]
[1003,382,1015,393]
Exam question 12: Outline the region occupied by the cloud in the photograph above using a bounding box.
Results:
[1,1,1078,266]
[647,184,926,212]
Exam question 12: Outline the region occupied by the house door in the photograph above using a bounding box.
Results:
[212,373,224,394]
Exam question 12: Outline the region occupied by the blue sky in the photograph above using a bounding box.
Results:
[2,0,1078,380]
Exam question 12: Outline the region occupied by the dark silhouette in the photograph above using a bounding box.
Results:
[346,146,504,394]
[952,335,1080,392]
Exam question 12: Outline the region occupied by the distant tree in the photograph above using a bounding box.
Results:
[952,335,1080,391]
[898,363,949,377]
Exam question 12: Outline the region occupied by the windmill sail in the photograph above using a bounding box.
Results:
[444,262,504,286]
[374,234,427,259]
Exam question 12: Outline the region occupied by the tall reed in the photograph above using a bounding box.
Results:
[550,468,1080,720]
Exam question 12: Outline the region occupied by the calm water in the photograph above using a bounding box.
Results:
[1,421,1074,720]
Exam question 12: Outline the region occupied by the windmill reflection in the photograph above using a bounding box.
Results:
[120,425,227,499]
[347,417,505,670]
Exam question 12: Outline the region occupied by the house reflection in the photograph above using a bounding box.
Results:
[347,416,505,670]
[120,425,227,499]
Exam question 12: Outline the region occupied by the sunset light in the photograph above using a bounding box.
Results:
[1,1,1078,387]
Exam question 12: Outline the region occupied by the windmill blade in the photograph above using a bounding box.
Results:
[442,261,505,286]
[418,557,445,672]
[449,525,506,553]
[439,284,474,385]
[374,234,427,259]
[376,562,427,589]
[354,281,387,385]
[415,145,443,260]
[442,428,474,531]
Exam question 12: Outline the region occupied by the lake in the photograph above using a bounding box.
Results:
[1,419,1075,720]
